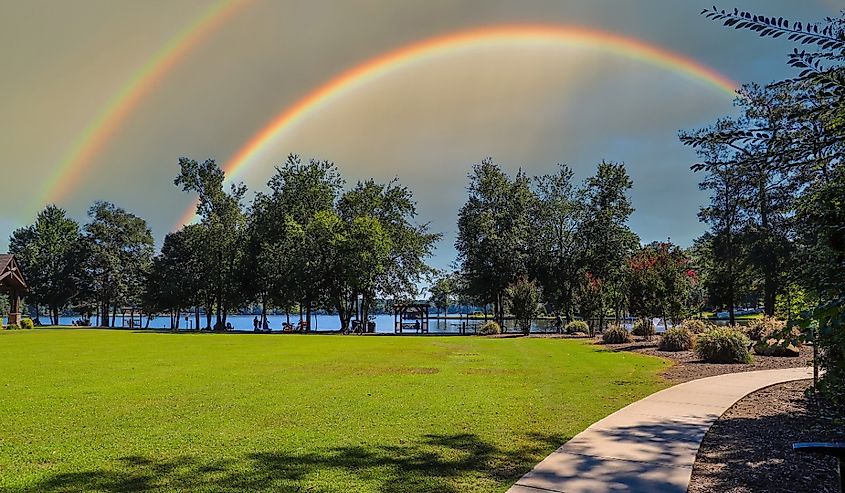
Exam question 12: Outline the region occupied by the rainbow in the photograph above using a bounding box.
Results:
[34,0,253,214]
[177,24,738,228]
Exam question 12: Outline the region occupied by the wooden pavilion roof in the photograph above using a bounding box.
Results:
[0,254,28,292]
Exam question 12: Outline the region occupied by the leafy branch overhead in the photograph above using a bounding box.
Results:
[703,7,845,87]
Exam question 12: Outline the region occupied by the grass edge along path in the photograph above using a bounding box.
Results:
[0,329,670,493]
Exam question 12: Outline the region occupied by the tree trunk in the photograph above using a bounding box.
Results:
[101,299,110,328]
[261,295,268,331]
[111,304,117,328]
[305,302,311,333]
[195,306,200,332]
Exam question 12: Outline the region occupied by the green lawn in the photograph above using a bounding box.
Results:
[0,329,669,492]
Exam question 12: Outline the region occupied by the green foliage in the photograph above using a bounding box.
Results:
[681,318,712,334]
[428,274,455,316]
[19,319,34,330]
[505,277,542,335]
[0,330,669,492]
[602,325,632,344]
[789,297,845,409]
[565,320,589,334]
[6,324,20,330]
[9,205,82,325]
[531,165,587,321]
[694,328,753,364]
[580,162,639,327]
[775,284,818,321]
[143,225,207,326]
[175,158,248,329]
[79,202,155,327]
[477,320,502,335]
[627,242,698,325]
[744,316,785,341]
[631,319,656,339]
[688,9,844,406]
[456,159,534,323]
[659,327,695,352]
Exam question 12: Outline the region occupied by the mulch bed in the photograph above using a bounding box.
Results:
[598,338,814,382]
[688,379,844,493]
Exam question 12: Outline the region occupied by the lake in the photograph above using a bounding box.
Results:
[55,314,679,333]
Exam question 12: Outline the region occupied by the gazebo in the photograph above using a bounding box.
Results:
[393,303,430,333]
[0,254,28,325]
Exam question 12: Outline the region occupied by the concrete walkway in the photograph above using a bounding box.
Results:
[508,367,813,493]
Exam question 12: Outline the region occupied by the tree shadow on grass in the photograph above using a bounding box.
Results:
[11,433,567,493]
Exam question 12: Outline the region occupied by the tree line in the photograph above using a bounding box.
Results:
[9,156,439,331]
[11,154,707,334]
[431,159,703,335]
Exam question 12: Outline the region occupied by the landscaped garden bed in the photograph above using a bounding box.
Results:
[688,379,844,493]
[599,338,814,382]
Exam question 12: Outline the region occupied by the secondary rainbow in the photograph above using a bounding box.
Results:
[176,24,737,227]
[35,0,253,213]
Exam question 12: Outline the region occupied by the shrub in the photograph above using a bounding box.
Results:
[6,324,20,330]
[659,327,694,351]
[477,321,501,336]
[632,319,656,339]
[681,318,712,334]
[565,320,589,334]
[20,318,34,330]
[602,325,632,344]
[744,316,785,341]
[694,327,753,363]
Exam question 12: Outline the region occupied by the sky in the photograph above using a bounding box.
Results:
[1,0,840,272]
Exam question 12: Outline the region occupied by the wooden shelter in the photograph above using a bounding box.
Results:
[0,254,28,325]
[393,303,430,333]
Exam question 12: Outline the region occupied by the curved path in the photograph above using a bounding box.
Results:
[507,367,813,493]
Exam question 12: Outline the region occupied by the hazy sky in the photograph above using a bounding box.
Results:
[1,0,839,270]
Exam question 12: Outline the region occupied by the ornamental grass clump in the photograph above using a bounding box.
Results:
[659,327,695,352]
[20,319,34,330]
[602,325,632,344]
[681,318,712,334]
[744,316,785,341]
[477,321,501,336]
[565,320,589,334]
[631,319,656,339]
[694,327,753,363]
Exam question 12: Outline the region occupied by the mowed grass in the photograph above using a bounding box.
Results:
[0,329,669,493]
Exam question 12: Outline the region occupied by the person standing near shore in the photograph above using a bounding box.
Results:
[253,316,259,332]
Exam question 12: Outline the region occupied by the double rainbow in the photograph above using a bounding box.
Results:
[176,24,737,228]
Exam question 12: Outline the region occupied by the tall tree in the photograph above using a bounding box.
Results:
[248,155,344,330]
[337,178,440,329]
[531,164,587,322]
[579,161,638,331]
[680,119,756,325]
[456,158,534,324]
[143,225,206,329]
[80,202,153,327]
[9,205,82,324]
[175,158,246,329]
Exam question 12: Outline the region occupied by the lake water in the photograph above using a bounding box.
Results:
[58,314,558,333]
[55,314,678,334]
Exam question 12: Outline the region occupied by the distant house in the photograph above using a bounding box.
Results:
[0,254,28,325]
